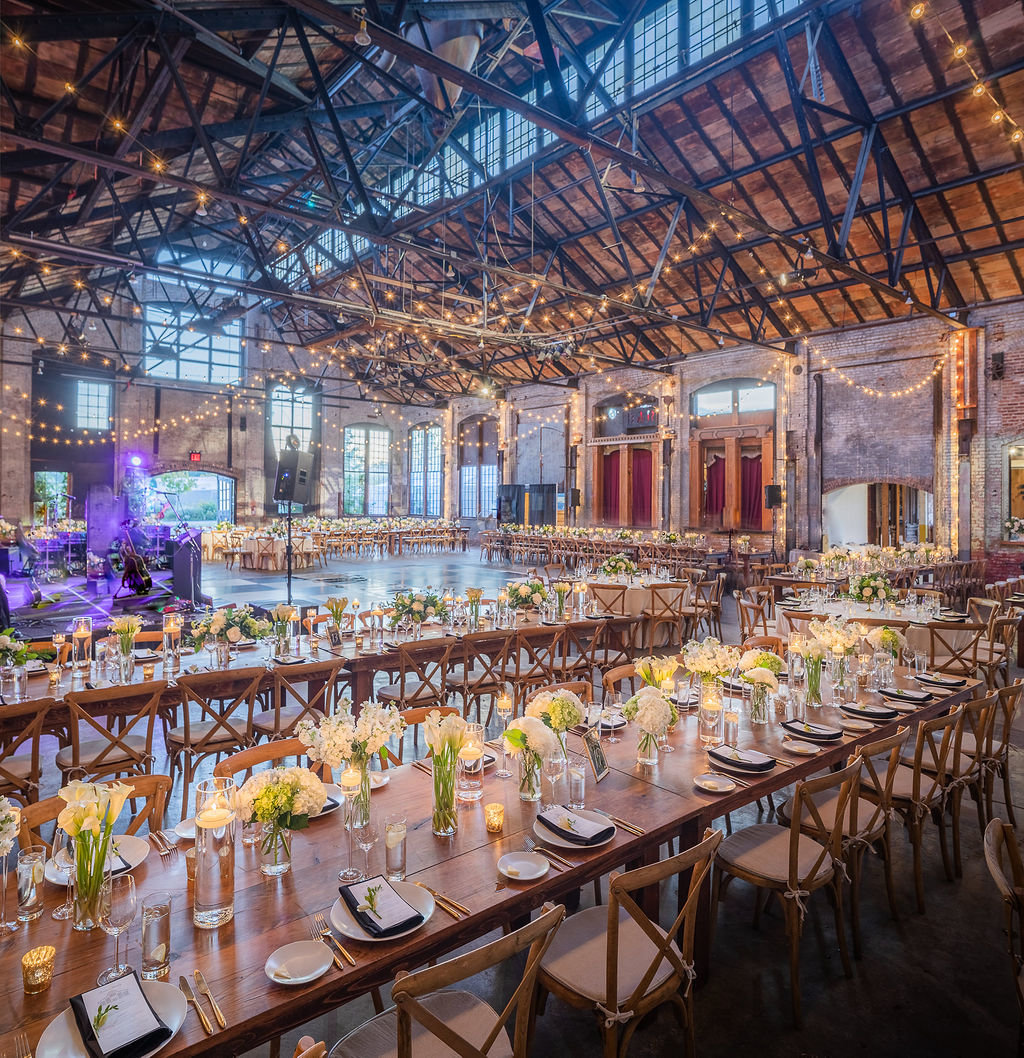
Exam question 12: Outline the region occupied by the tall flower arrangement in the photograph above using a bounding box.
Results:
[0,796,20,934]
[423,711,468,835]
[634,655,678,688]
[681,637,741,684]
[525,689,584,757]
[738,649,782,725]
[503,716,558,801]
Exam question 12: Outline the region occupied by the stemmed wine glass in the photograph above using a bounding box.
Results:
[541,754,565,812]
[495,689,514,779]
[603,695,623,744]
[51,827,74,921]
[356,817,379,880]
[204,634,218,670]
[97,873,137,986]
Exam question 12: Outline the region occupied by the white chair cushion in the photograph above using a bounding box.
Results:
[331,989,512,1058]
[252,705,324,732]
[716,823,833,885]
[540,905,678,1006]
[377,682,444,704]
[55,736,148,770]
[166,721,243,747]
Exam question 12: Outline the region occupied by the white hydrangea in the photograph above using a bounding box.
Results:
[526,689,584,733]
[625,688,673,736]
[0,796,20,857]
[740,667,779,692]
[236,766,326,825]
[682,636,741,679]
[503,715,558,758]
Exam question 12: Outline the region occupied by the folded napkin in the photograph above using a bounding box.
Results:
[134,650,160,662]
[314,796,340,817]
[339,876,424,938]
[272,655,305,665]
[70,971,171,1058]
[939,611,968,620]
[599,714,627,730]
[914,672,966,688]
[537,806,615,846]
[879,686,931,703]
[780,719,843,742]
[707,745,776,772]
[840,702,899,721]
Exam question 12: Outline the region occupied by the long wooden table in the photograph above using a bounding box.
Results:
[2,667,977,1055]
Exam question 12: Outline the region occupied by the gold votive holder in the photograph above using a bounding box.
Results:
[142,662,156,680]
[22,945,55,994]
[185,846,197,884]
[47,666,61,688]
[354,634,364,652]
[484,803,504,833]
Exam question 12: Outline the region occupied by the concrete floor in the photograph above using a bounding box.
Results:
[16,552,1022,1055]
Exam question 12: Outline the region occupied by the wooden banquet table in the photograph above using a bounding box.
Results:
[2,664,977,1055]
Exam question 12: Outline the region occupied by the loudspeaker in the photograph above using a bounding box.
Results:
[569,488,581,507]
[273,450,314,505]
[764,484,783,509]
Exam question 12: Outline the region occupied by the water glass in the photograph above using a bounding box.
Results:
[914,650,928,674]
[97,873,137,986]
[17,845,46,922]
[72,617,92,670]
[12,666,27,701]
[567,753,587,810]
[141,892,172,980]
[457,722,485,802]
[384,814,407,882]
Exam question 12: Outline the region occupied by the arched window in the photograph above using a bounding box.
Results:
[459,416,498,518]
[409,423,443,517]
[269,385,314,455]
[344,425,390,516]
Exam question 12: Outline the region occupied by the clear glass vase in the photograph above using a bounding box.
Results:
[259,822,292,877]
[636,731,659,766]
[518,750,542,802]
[72,832,109,932]
[750,685,771,725]
[350,757,372,829]
[432,747,458,836]
[805,657,824,707]
[698,679,725,746]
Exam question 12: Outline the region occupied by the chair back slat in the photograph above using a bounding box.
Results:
[0,697,54,801]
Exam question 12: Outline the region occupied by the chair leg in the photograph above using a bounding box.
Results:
[879,826,899,921]
[950,788,964,878]
[1003,764,1018,827]
[780,892,804,1028]
[849,850,863,960]
[909,818,926,914]
[934,802,954,882]
[830,877,853,978]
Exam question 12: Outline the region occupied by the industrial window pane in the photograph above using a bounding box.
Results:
[473,113,502,177]
[634,3,679,95]
[270,386,314,457]
[409,429,425,517]
[694,389,732,416]
[425,425,443,518]
[688,0,741,62]
[76,380,111,431]
[344,427,367,516]
[737,384,776,412]
[479,464,499,519]
[460,465,479,518]
[143,302,242,385]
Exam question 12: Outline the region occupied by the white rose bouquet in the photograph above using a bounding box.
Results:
[682,636,741,683]
[866,625,906,658]
[191,605,269,648]
[390,589,448,625]
[622,685,674,763]
[0,629,34,667]
[598,553,638,578]
[504,714,558,801]
[237,766,327,873]
[506,579,548,610]
[526,689,585,755]
[1005,516,1024,537]
[634,655,679,687]
[848,571,893,604]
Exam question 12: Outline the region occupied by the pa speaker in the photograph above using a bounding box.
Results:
[764,484,783,509]
[273,450,314,505]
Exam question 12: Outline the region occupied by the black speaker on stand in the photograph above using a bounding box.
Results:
[273,449,314,605]
[764,485,783,563]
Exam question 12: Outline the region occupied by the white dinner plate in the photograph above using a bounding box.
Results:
[45,833,150,885]
[237,639,258,650]
[694,772,736,794]
[174,817,196,841]
[497,852,549,880]
[312,784,343,818]
[783,740,821,757]
[330,880,433,943]
[533,808,616,850]
[25,658,47,673]
[265,940,333,985]
[36,979,187,1058]
[839,717,876,733]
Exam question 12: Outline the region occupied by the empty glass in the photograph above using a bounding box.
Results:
[97,873,137,985]
[357,818,379,879]
[51,828,74,921]
[541,754,566,812]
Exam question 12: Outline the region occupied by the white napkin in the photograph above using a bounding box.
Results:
[880,686,929,702]
[71,972,169,1057]
[342,876,421,935]
[538,807,608,841]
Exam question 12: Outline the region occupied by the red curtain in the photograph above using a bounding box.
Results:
[631,448,653,526]
[705,456,725,520]
[602,450,620,523]
[741,454,763,529]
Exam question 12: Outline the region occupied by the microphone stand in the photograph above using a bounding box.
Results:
[160,492,200,609]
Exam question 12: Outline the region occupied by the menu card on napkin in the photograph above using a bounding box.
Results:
[537,807,615,846]
[879,686,930,703]
[70,971,171,1058]
[914,672,966,688]
[339,876,423,938]
[707,745,776,771]
[780,719,843,741]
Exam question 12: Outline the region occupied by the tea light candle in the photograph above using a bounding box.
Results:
[484,803,504,833]
[184,847,197,884]
[340,767,361,797]
[22,945,56,994]
[354,634,364,652]
[142,662,156,680]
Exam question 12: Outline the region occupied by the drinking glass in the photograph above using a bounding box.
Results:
[384,814,407,882]
[140,892,172,980]
[97,873,137,985]
[205,635,218,670]
[914,650,928,675]
[193,777,236,929]
[51,828,74,921]
[567,753,586,810]
[541,754,565,812]
[495,693,514,779]
[357,818,379,879]
[16,845,46,922]
[901,645,915,673]
[457,722,485,802]
[604,696,623,744]
[51,632,65,665]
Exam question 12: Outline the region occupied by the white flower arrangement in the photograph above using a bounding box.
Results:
[191,605,270,648]
[0,630,34,666]
[236,766,327,828]
[526,689,585,734]
[681,636,741,681]
[634,655,679,687]
[848,571,893,603]
[793,639,828,661]
[506,579,548,610]
[0,796,20,857]
[296,700,402,769]
[866,625,907,656]
[795,557,818,573]
[503,714,559,759]
[598,553,639,577]
[740,666,779,693]
[622,685,674,736]
[269,603,297,637]
[808,617,861,655]
[391,589,449,624]
[738,649,784,675]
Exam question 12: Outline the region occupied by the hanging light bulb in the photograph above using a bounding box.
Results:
[354,17,371,46]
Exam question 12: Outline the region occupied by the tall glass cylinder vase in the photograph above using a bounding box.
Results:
[698,679,725,747]
[636,730,659,766]
[432,745,458,836]
[259,821,292,877]
[749,685,771,726]
[518,750,542,802]
[193,777,236,929]
[118,638,134,684]
[217,640,232,668]
[349,756,371,829]
[805,657,823,708]
[72,832,110,932]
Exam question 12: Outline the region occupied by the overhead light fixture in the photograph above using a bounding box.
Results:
[355,17,371,47]
[632,172,646,193]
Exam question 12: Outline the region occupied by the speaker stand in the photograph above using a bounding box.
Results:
[285,505,294,606]
[770,506,779,564]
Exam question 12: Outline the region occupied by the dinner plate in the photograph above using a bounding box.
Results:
[135,650,161,662]
[497,851,549,880]
[706,754,775,776]
[330,880,433,943]
[840,717,876,733]
[694,772,736,793]
[533,808,615,850]
[237,639,258,650]
[264,940,333,985]
[45,833,150,885]
[783,740,821,756]
[25,657,47,673]
[174,818,196,841]
[36,979,186,1058]
[370,772,390,789]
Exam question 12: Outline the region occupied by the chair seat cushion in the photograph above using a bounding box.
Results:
[540,905,678,1006]
[55,736,149,771]
[331,989,512,1058]
[0,757,31,782]
[377,683,444,705]
[166,721,244,747]
[252,705,324,733]
[716,823,833,886]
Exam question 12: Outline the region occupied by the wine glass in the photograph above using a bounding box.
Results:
[495,691,514,779]
[204,634,218,670]
[97,873,137,985]
[356,818,379,879]
[603,695,623,744]
[542,754,565,812]
[51,827,74,921]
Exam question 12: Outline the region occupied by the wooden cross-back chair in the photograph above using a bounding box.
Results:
[509,625,564,709]
[734,592,769,640]
[742,635,784,656]
[452,629,512,723]
[927,620,986,678]
[378,705,460,767]
[533,829,722,1058]
[212,737,332,782]
[642,582,688,650]
[252,658,346,741]
[588,582,629,616]
[26,640,71,667]
[168,666,266,819]
[0,697,54,805]
[18,774,172,855]
[58,681,168,784]
[946,692,997,878]
[983,818,1024,1048]
[602,663,640,704]
[376,640,454,713]
[559,621,597,684]
[979,680,1023,826]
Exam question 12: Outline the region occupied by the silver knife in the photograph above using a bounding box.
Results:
[193,969,226,1029]
[179,975,213,1034]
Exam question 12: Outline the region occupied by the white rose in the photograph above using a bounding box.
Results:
[532,593,542,606]
[0,635,10,649]
[426,606,436,616]
[226,626,242,643]
[412,602,424,613]
[862,588,871,598]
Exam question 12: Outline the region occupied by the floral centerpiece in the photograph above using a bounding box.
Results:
[614,528,637,542]
[506,579,548,611]
[109,615,142,682]
[660,531,680,544]
[0,629,34,668]
[738,649,783,725]
[792,638,827,706]
[390,589,449,628]
[465,587,484,626]
[622,686,674,766]
[866,625,906,659]
[58,780,133,930]
[634,655,678,688]
[324,596,349,628]
[794,557,818,574]
[269,603,297,653]
[0,796,20,934]
[551,581,571,617]
[737,535,751,551]
[683,532,701,547]
[681,636,741,684]
[190,606,270,660]
[213,520,235,531]
[525,688,585,757]
[423,710,468,834]
[296,701,402,825]
[236,766,326,876]
[503,715,559,802]
[597,553,638,578]
[848,571,893,606]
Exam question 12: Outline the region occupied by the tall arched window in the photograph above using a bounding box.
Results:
[269,385,313,455]
[459,416,498,518]
[344,425,390,516]
[409,423,443,517]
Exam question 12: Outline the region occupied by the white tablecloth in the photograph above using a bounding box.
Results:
[775,600,939,653]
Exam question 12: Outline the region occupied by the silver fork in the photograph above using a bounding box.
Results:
[314,910,356,966]
[522,835,565,871]
[15,1029,31,1058]
[308,918,343,971]
[158,832,179,861]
